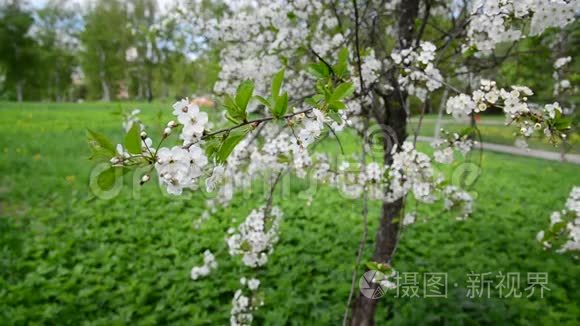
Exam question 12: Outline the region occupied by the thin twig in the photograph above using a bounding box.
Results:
[184,108,313,149]
[324,122,345,155]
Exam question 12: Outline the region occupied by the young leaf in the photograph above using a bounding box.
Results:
[223,94,246,122]
[235,80,254,110]
[87,129,116,155]
[307,62,330,79]
[96,167,127,190]
[204,138,221,160]
[225,112,240,124]
[272,92,289,118]
[253,95,271,108]
[271,69,285,101]
[305,97,319,108]
[124,123,142,154]
[553,117,571,130]
[223,93,237,111]
[327,111,343,124]
[217,128,250,163]
[330,82,355,102]
[333,47,349,77]
[328,100,346,111]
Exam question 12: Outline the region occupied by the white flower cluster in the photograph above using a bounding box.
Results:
[442,186,474,221]
[190,250,218,280]
[230,278,263,326]
[296,109,325,148]
[446,94,476,120]
[554,56,572,70]
[385,142,436,203]
[516,101,564,140]
[172,99,209,146]
[537,187,580,253]
[391,42,442,101]
[446,79,502,119]
[553,56,572,97]
[403,213,417,226]
[446,80,566,140]
[194,110,328,228]
[154,145,208,195]
[467,0,578,53]
[372,269,398,290]
[150,99,211,196]
[529,0,578,36]
[199,1,342,99]
[357,50,385,91]
[326,160,388,200]
[226,206,283,268]
[431,132,475,165]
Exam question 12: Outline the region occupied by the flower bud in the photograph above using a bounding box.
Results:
[163,127,172,136]
[140,131,147,139]
[167,120,177,128]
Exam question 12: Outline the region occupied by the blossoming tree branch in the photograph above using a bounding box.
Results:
[86,1,578,325]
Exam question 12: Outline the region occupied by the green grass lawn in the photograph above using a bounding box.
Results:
[1,102,579,325]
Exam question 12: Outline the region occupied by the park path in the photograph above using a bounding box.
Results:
[410,117,505,125]
[416,136,580,164]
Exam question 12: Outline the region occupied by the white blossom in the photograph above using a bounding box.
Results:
[191,250,218,280]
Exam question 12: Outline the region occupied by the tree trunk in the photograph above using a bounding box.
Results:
[99,49,111,102]
[350,97,407,326]
[16,80,23,102]
[101,79,111,102]
[349,0,419,324]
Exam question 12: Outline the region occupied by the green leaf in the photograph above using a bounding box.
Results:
[253,95,271,108]
[223,93,236,110]
[463,45,477,58]
[330,82,355,102]
[271,69,285,101]
[365,261,392,274]
[459,127,475,137]
[124,123,142,154]
[96,167,126,190]
[223,94,246,122]
[307,62,330,79]
[204,138,221,159]
[272,92,289,118]
[225,112,240,124]
[217,128,250,163]
[328,101,346,111]
[328,111,342,124]
[97,168,116,190]
[305,97,319,107]
[333,47,349,77]
[553,117,571,130]
[87,129,116,155]
[235,80,254,111]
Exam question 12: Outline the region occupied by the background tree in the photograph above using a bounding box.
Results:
[0,0,39,101]
[80,0,130,101]
[34,0,79,101]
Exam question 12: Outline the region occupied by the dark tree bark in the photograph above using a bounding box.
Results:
[349,0,420,325]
